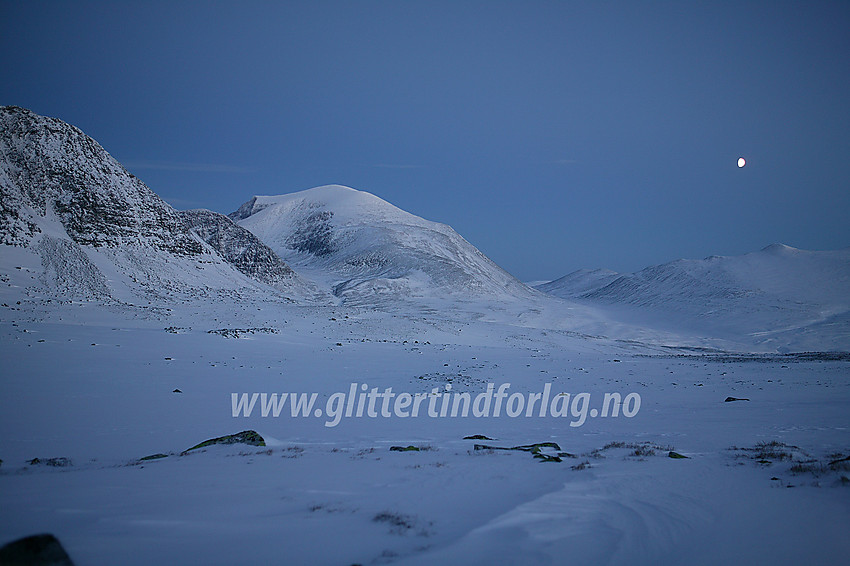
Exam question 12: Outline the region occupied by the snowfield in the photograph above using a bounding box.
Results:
[1,292,848,565]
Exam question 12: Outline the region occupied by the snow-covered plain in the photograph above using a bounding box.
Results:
[1,274,848,564]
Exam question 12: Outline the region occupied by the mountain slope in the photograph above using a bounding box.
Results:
[536,268,621,298]
[232,185,537,306]
[0,106,201,254]
[180,209,323,297]
[538,244,850,352]
[0,106,316,303]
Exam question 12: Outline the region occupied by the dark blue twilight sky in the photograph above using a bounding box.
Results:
[2,1,848,281]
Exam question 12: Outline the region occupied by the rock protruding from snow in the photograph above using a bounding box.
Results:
[182,430,266,454]
[0,533,75,566]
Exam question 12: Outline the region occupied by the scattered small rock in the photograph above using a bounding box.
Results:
[207,328,278,339]
[28,457,72,467]
[372,511,415,533]
[390,445,420,452]
[668,451,689,459]
[724,396,750,402]
[463,435,494,441]
[173,388,182,393]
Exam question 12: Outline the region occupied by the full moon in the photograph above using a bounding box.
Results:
[737,157,746,168]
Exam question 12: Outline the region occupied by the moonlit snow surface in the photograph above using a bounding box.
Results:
[1,285,849,565]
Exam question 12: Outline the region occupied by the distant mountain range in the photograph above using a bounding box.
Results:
[1,106,847,352]
[535,244,850,352]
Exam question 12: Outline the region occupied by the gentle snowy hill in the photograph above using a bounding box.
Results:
[538,245,850,352]
[536,268,621,298]
[0,106,318,303]
[232,185,538,306]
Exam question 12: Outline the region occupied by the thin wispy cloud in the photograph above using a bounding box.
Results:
[159,196,209,210]
[372,163,423,170]
[123,160,256,173]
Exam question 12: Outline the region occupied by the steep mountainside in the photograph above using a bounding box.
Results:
[0,106,316,303]
[232,185,537,305]
[180,209,312,292]
[0,106,199,254]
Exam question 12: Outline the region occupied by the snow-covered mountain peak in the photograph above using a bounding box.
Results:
[759,243,801,256]
[232,186,364,221]
[232,185,534,305]
[232,185,434,232]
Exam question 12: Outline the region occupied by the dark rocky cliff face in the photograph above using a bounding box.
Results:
[0,105,201,255]
[228,196,269,222]
[0,106,320,300]
[181,208,298,287]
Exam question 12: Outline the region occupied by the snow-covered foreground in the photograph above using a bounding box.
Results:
[1,297,848,565]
